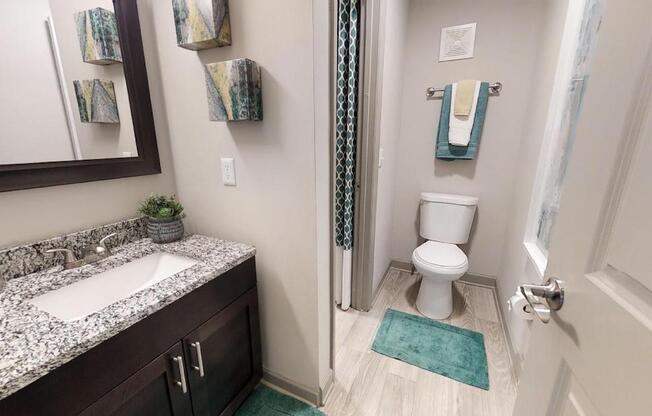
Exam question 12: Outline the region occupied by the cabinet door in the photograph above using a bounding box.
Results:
[80,342,193,416]
[184,288,262,416]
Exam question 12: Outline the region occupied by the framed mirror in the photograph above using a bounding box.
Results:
[0,0,160,192]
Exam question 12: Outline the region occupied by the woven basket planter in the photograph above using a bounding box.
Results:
[146,216,184,244]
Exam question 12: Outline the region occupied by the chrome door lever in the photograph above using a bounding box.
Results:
[519,278,564,324]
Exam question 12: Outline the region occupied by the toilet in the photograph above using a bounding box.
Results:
[412,192,478,319]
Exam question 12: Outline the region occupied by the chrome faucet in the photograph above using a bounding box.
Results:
[46,233,118,270]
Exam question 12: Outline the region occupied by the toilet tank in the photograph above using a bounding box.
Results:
[419,192,479,244]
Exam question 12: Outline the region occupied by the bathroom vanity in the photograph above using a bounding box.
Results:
[0,224,261,416]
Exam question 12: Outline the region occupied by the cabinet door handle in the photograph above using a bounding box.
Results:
[172,356,188,393]
[190,342,205,377]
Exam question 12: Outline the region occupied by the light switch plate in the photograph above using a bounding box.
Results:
[221,157,236,186]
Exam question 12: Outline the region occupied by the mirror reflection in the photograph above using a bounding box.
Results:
[0,0,138,165]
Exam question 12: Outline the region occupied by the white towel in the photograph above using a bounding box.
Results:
[449,81,481,146]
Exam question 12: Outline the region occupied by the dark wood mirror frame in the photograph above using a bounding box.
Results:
[0,0,161,193]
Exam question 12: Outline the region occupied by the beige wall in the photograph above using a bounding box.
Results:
[390,0,545,277]
[497,0,570,370]
[0,0,177,249]
[372,0,409,293]
[142,0,330,394]
[1,0,330,398]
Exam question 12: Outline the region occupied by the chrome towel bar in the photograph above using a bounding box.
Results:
[426,81,503,99]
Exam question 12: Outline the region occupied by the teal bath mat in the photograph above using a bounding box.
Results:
[236,384,325,416]
[372,309,489,390]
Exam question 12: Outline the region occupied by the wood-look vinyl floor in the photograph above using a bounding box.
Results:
[321,268,516,416]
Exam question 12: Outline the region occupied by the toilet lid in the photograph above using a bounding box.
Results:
[414,241,467,269]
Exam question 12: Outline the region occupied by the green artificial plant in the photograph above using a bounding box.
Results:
[138,194,185,219]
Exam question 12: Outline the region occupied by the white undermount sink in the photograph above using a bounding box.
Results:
[29,252,198,322]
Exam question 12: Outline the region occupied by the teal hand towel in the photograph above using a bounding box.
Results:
[436,82,489,160]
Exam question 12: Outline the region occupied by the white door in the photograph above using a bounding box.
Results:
[513,1,652,415]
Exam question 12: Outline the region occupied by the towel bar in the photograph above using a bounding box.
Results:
[426,82,502,100]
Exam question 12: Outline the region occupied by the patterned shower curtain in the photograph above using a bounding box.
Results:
[335,0,361,251]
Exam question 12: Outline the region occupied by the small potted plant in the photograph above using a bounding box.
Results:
[138,194,186,243]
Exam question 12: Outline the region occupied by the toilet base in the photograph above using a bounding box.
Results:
[416,277,454,320]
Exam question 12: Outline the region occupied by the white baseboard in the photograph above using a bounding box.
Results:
[491,286,523,383]
[319,369,334,405]
[390,260,498,289]
[389,259,413,272]
[460,273,497,288]
[262,367,331,406]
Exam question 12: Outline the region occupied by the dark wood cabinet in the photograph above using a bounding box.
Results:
[80,289,261,416]
[79,343,193,416]
[0,258,261,416]
[184,289,262,416]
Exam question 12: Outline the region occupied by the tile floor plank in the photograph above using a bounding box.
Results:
[466,284,501,323]
[375,373,415,416]
[340,353,389,416]
[323,268,517,416]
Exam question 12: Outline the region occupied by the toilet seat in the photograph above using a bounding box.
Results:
[412,241,468,274]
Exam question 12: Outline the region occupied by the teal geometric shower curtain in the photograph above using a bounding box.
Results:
[335,0,361,250]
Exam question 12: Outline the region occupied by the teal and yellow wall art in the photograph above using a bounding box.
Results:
[172,0,231,50]
[73,79,120,124]
[204,58,263,121]
[74,7,122,65]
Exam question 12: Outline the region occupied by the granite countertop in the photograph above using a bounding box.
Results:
[0,235,255,400]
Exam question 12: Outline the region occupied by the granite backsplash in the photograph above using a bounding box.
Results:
[0,218,148,281]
